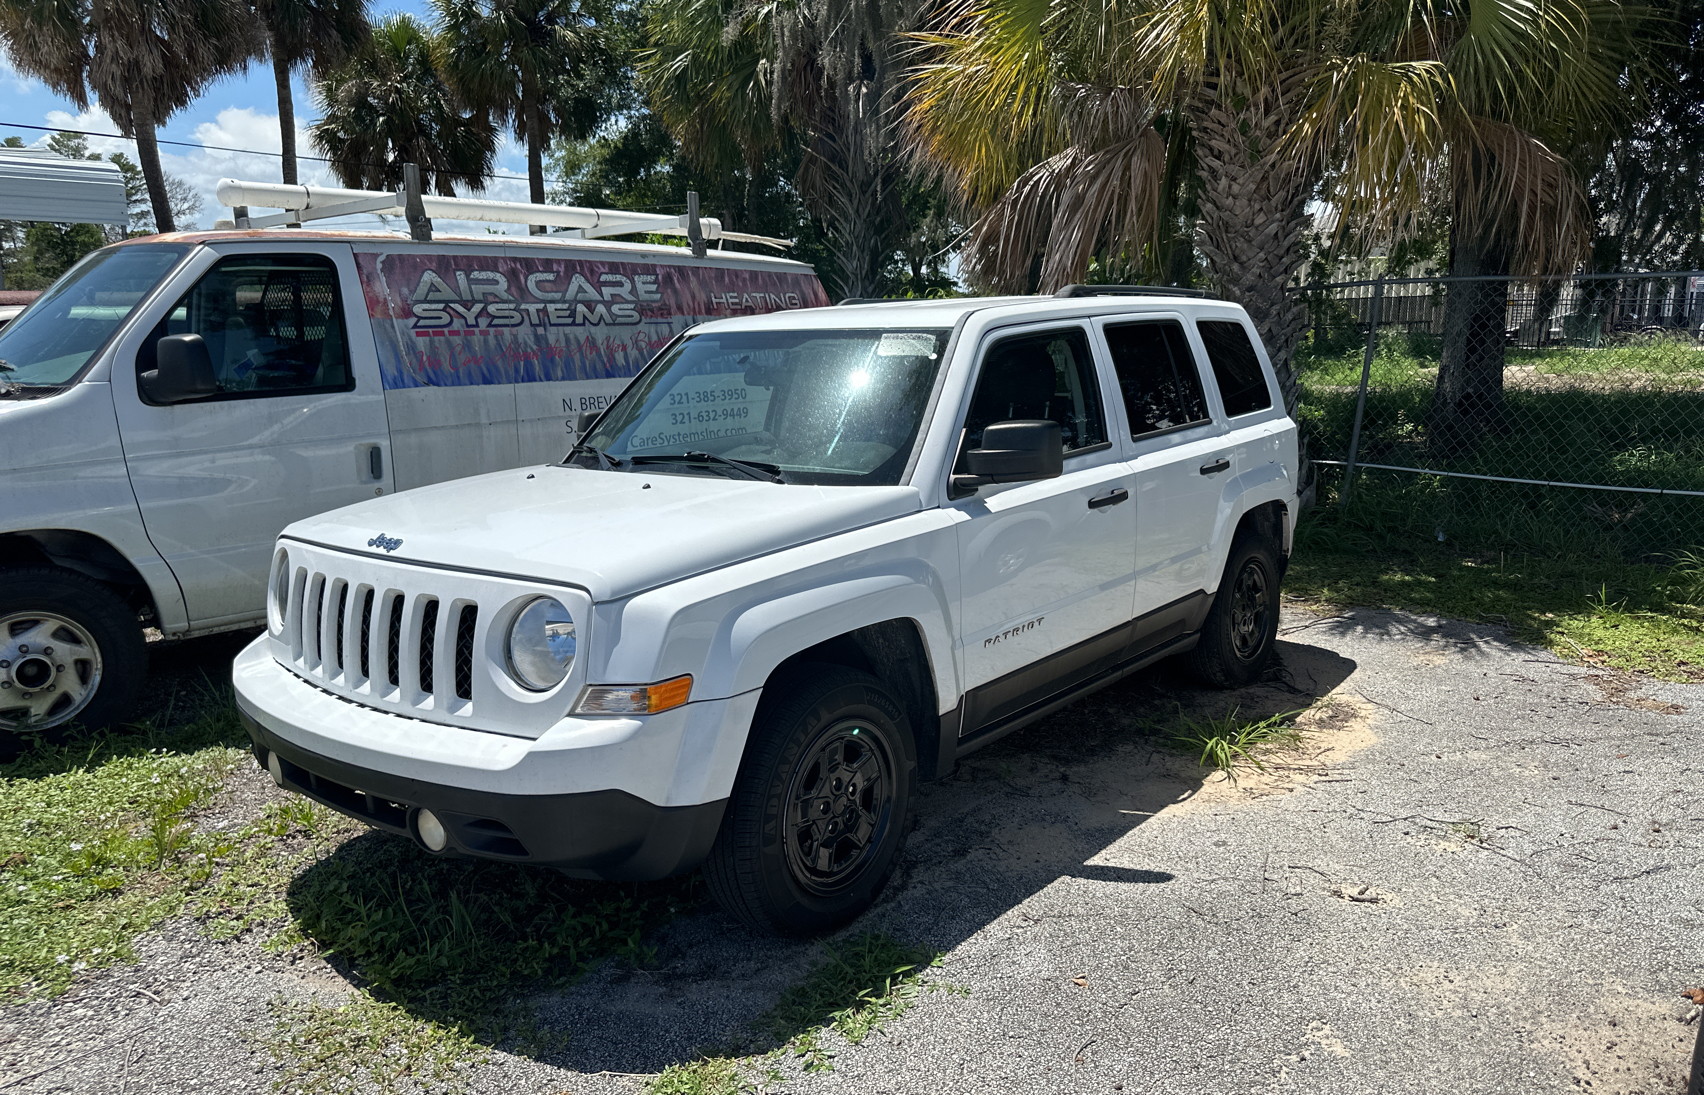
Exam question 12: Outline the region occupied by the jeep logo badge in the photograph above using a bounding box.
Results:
[367,534,403,553]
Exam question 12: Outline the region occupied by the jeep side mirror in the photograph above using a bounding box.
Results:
[575,410,600,435]
[952,419,1063,494]
[141,333,217,404]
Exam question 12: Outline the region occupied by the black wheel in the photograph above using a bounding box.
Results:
[1188,535,1281,688]
[703,664,915,935]
[0,567,146,757]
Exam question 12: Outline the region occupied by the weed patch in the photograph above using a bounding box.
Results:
[263,994,488,1095]
[1169,707,1306,781]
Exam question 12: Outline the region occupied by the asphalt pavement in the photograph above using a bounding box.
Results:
[4,605,1701,1094]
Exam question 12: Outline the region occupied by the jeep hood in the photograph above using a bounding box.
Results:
[282,465,922,601]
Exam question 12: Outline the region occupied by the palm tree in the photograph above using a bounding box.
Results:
[640,0,926,297]
[904,0,1648,423]
[309,14,498,195]
[0,0,254,233]
[433,0,594,228]
[252,0,372,186]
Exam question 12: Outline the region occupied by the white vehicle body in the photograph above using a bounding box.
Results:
[232,290,1299,923]
[0,227,826,738]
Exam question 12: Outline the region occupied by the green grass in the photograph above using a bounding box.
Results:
[1169,707,1306,781]
[262,994,488,1095]
[646,933,952,1094]
[1289,508,1704,680]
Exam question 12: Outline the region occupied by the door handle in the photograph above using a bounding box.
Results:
[1199,458,1230,475]
[369,445,384,480]
[1088,487,1129,509]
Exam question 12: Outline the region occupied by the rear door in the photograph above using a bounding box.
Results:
[1092,315,1229,636]
[111,242,392,628]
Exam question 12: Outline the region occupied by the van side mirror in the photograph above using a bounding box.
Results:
[141,334,217,404]
[952,419,1063,494]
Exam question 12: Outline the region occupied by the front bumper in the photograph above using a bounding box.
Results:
[231,636,750,879]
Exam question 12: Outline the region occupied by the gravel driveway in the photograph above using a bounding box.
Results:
[4,605,1702,1094]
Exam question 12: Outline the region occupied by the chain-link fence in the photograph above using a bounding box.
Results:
[1296,272,1704,560]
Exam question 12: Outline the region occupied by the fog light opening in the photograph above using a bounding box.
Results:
[416,808,449,853]
[265,751,284,787]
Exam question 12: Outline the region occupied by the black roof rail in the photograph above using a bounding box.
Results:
[1054,284,1211,299]
[837,297,911,306]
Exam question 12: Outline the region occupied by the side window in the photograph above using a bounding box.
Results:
[1104,320,1211,438]
[137,253,352,400]
[959,327,1106,464]
[1197,319,1272,417]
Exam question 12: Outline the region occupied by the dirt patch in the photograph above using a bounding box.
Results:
[1585,672,1687,716]
[1535,992,1699,1095]
[1177,693,1379,810]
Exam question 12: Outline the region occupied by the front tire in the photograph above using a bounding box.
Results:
[0,567,146,756]
[704,664,915,935]
[1189,534,1281,688]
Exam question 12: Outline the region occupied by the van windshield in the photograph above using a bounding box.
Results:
[0,244,188,392]
[577,328,950,485]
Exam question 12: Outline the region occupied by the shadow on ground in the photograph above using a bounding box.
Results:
[278,637,1356,1074]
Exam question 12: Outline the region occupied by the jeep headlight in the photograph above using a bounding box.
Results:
[505,597,576,691]
[268,551,290,633]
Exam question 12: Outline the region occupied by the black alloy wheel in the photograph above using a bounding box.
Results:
[1189,534,1282,688]
[704,664,915,935]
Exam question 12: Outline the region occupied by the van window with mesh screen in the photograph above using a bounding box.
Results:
[1197,319,1272,417]
[137,253,352,400]
[1104,320,1211,438]
[959,327,1106,464]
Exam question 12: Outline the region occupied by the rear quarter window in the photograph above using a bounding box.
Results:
[1197,319,1272,418]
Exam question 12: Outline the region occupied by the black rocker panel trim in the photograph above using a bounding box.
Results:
[958,589,1210,737]
[238,700,725,881]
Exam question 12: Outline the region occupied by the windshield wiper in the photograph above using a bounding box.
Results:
[629,451,786,483]
[566,442,625,472]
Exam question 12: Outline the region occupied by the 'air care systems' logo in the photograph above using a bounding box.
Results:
[408,268,660,331]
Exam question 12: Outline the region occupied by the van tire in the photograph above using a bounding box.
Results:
[704,664,915,935]
[0,567,145,756]
[1189,534,1281,688]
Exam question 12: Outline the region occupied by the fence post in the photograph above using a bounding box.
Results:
[1340,275,1385,506]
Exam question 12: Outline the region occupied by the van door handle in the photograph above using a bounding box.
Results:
[1199,458,1230,475]
[369,445,384,480]
[1088,487,1129,509]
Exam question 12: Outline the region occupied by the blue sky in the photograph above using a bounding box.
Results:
[0,1,543,234]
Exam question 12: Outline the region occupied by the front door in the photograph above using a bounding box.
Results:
[111,243,392,628]
[951,324,1136,733]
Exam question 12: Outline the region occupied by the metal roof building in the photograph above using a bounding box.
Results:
[0,148,127,224]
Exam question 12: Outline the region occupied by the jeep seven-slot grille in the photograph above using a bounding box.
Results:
[284,565,482,712]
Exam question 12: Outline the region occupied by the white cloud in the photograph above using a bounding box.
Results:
[0,53,36,96]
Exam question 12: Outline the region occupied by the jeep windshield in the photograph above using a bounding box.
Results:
[0,243,188,394]
[574,328,950,485]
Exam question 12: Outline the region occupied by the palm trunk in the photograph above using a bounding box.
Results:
[133,103,175,234]
[524,79,545,235]
[271,41,298,186]
[1430,229,1510,457]
[1189,80,1311,418]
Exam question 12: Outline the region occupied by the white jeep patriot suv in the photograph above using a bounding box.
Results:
[232,287,1298,934]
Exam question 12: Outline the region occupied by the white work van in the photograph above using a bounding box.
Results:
[0,186,827,750]
[233,288,1299,934]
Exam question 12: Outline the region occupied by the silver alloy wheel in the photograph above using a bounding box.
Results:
[0,611,103,732]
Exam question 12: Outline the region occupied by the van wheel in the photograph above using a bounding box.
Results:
[1189,535,1281,688]
[704,664,915,935]
[0,567,145,756]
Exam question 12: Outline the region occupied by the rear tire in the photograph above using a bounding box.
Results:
[0,567,146,758]
[703,664,915,935]
[1189,534,1281,688]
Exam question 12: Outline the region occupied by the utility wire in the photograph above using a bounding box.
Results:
[0,120,695,214]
